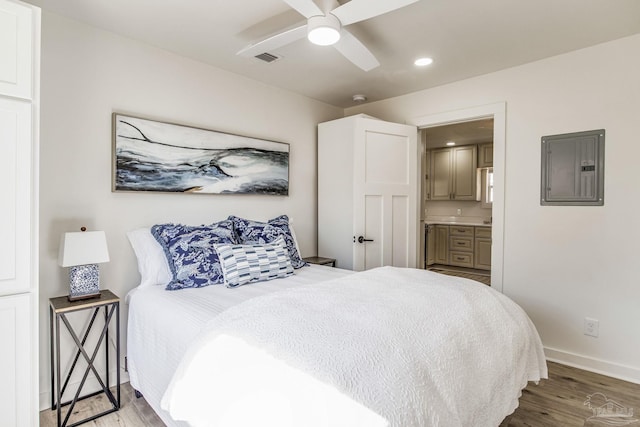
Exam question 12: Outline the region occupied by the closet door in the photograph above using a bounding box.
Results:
[0,78,37,427]
[318,115,418,270]
[0,98,32,296]
[0,294,33,426]
[0,89,37,427]
[353,118,418,271]
[0,1,39,425]
[0,0,34,99]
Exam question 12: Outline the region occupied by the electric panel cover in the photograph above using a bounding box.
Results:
[541,129,604,206]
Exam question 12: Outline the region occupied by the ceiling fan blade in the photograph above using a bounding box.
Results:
[283,0,324,19]
[333,29,380,71]
[332,0,420,26]
[237,24,308,57]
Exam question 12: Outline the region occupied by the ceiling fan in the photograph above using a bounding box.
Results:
[237,0,420,71]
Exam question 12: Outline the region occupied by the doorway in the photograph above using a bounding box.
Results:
[421,118,494,283]
[408,102,506,292]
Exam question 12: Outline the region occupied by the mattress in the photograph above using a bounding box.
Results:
[159,266,547,427]
[126,264,353,427]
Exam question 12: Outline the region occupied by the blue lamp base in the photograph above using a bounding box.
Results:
[68,264,101,301]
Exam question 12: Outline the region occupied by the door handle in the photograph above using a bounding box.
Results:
[357,236,374,244]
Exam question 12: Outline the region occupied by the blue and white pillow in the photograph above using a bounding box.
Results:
[228,215,307,269]
[215,237,294,288]
[151,220,237,290]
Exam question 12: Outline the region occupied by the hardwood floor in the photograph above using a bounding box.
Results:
[39,383,164,427]
[427,264,492,286]
[40,361,640,426]
[500,362,640,427]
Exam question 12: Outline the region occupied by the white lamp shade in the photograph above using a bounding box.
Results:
[58,231,110,267]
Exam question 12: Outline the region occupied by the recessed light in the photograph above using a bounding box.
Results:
[414,57,433,67]
[446,141,456,146]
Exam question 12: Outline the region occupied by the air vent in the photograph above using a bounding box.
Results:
[254,52,281,63]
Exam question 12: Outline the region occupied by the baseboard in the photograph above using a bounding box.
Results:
[545,347,640,385]
[39,370,130,411]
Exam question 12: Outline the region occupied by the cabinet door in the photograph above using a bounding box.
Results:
[0,98,32,296]
[434,225,449,264]
[451,145,477,200]
[426,225,435,266]
[0,0,33,99]
[0,293,33,426]
[474,238,492,270]
[430,148,452,200]
[478,143,493,168]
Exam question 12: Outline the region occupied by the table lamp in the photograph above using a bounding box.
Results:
[58,227,110,301]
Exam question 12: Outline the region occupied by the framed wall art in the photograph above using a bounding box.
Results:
[112,113,289,195]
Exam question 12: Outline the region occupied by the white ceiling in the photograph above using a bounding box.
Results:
[424,119,494,149]
[26,0,640,108]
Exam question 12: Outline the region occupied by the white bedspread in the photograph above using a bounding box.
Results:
[161,266,547,427]
[127,264,353,427]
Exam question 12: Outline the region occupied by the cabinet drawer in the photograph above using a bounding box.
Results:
[449,251,473,268]
[449,225,474,237]
[475,227,491,238]
[450,236,473,251]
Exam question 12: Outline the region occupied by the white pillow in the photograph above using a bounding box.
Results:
[126,228,173,288]
[288,217,303,260]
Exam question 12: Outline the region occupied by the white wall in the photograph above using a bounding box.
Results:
[346,34,640,382]
[38,12,342,408]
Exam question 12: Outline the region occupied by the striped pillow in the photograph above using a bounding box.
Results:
[215,237,294,288]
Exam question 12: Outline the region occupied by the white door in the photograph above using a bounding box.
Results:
[0,294,33,426]
[0,98,31,296]
[0,1,39,425]
[353,118,418,271]
[0,0,33,99]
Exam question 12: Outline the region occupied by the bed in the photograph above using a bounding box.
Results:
[126,217,547,427]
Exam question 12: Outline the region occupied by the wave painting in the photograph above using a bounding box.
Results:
[112,114,289,195]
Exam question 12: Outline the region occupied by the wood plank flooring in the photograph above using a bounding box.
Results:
[40,361,640,426]
[427,265,492,286]
[500,361,640,426]
[39,383,164,427]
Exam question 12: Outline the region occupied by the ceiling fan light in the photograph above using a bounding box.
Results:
[308,27,340,45]
[307,14,341,46]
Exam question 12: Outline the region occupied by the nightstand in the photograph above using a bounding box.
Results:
[49,290,120,427]
[303,256,336,267]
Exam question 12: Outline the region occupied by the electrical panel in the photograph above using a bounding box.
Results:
[541,129,604,206]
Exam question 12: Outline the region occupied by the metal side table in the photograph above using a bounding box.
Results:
[49,289,120,427]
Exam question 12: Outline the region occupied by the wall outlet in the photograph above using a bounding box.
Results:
[456,208,462,215]
[584,317,599,337]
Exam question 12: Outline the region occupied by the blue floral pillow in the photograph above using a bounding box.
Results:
[228,215,307,269]
[151,220,237,290]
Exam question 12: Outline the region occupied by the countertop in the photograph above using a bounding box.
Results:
[422,216,492,227]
